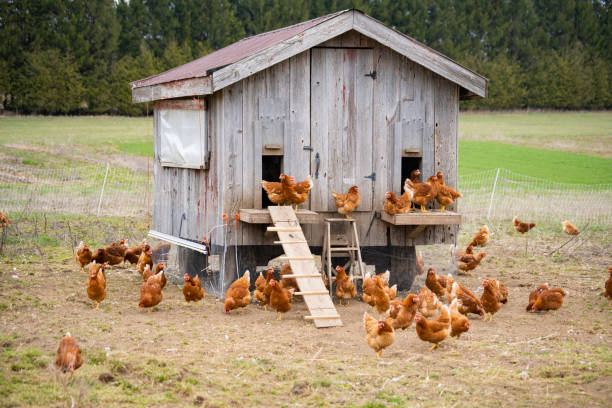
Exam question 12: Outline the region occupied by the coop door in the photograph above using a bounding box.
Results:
[310,48,374,211]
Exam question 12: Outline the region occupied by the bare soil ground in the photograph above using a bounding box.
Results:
[1,224,611,407]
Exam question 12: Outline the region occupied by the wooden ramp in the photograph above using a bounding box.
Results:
[267,206,342,328]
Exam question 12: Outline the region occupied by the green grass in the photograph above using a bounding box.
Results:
[459,140,612,184]
[459,111,612,158]
[0,116,153,157]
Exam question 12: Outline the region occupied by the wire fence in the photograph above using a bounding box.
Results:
[0,164,610,226]
[458,168,612,225]
[0,163,152,217]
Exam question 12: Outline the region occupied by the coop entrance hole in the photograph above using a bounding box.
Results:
[262,155,283,208]
[401,156,422,192]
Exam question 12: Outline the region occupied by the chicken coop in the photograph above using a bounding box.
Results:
[130,9,487,292]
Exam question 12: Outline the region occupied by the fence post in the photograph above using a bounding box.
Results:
[487,168,500,220]
[97,163,110,217]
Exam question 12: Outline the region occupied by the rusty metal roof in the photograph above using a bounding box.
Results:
[130,10,346,89]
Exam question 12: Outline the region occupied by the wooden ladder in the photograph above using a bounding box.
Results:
[267,206,342,328]
[322,218,366,296]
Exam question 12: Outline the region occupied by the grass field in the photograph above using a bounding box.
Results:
[459,141,612,184]
[459,111,612,159]
[1,112,611,182]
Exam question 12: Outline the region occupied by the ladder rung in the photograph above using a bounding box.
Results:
[294,291,329,296]
[274,240,307,244]
[267,227,302,232]
[330,247,359,251]
[325,218,355,222]
[282,274,323,278]
[304,315,341,320]
[277,256,315,261]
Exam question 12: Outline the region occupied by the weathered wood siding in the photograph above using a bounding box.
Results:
[154,31,459,248]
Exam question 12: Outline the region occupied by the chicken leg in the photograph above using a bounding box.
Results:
[147,308,152,314]
[264,304,268,311]
[376,350,382,358]
[440,205,446,212]
[420,205,428,213]
[277,312,283,321]
[429,343,438,351]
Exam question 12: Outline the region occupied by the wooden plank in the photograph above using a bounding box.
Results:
[212,12,353,92]
[380,211,461,225]
[132,76,213,103]
[304,315,341,320]
[239,208,321,224]
[354,48,374,211]
[310,48,329,211]
[282,274,322,278]
[295,291,329,296]
[266,227,302,232]
[267,206,341,328]
[221,82,243,244]
[353,12,487,97]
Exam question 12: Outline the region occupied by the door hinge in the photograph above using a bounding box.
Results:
[364,172,376,182]
[303,145,313,151]
[364,71,377,80]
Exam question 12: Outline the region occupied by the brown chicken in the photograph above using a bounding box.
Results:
[224,271,251,314]
[371,276,391,318]
[138,270,164,313]
[406,175,439,213]
[530,288,567,313]
[526,284,550,311]
[513,216,536,234]
[105,239,128,260]
[386,294,420,330]
[605,267,612,305]
[286,175,313,210]
[0,210,9,228]
[469,225,489,247]
[332,186,361,218]
[75,241,93,272]
[425,268,447,299]
[364,312,395,358]
[86,261,107,310]
[449,298,470,340]
[124,239,147,265]
[335,266,357,306]
[409,169,421,184]
[383,192,410,215]
[481,279,502,322]
[92,247,124,267]
[151,242,171,262]
[458,252,486,276]
[386,284,397,301]
[55,332,83,374]
[261,176,285,206]
[137,246,153,275]
[142,262,164,284]
[415,251,425,275]
[415,303,451,350]
[417,287,439,319]
[269,279,292,320]
[448,281,485,319]
[280,263,299,293]
[362,271,390,311]
[493,279,508,304]
[254,268,274,310]
[435,171,462,212]
[183,273,205,304]
[562,220,579,235]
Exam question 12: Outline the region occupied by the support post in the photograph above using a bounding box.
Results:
[487,168,500,221]
[97,163,110,217]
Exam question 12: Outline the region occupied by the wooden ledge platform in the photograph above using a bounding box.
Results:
[381,211,461,226]
[239,208,322,224]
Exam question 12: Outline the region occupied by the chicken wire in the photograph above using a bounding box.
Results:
[0,162,152,217]
[458,168,612,226]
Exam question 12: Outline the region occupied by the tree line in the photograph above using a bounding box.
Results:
[0,0,610,115]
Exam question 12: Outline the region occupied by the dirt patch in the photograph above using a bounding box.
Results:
[0,227,611,407]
